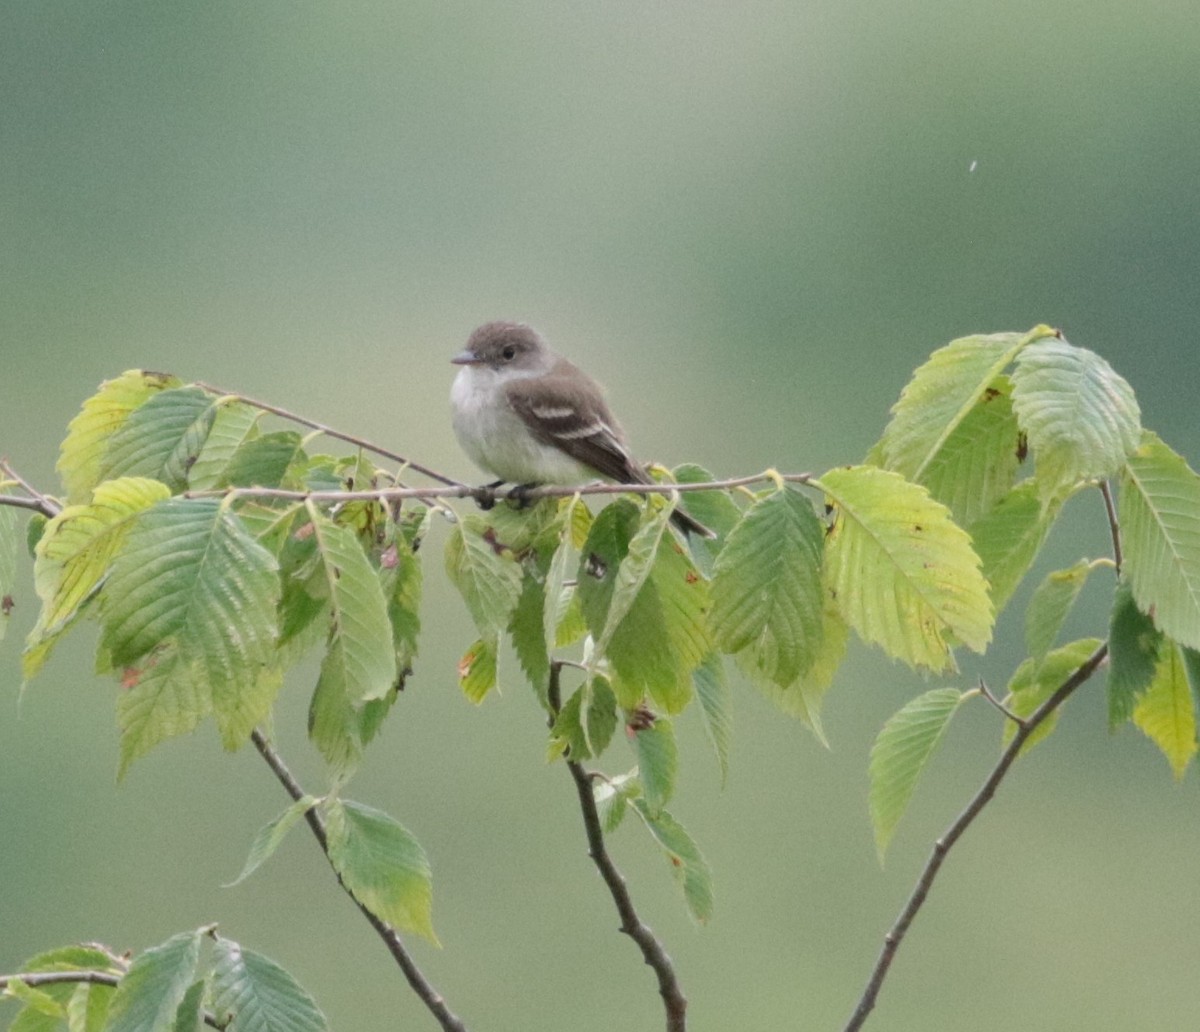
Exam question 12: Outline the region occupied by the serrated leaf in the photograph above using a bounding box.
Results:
[631,800,713,923]
[1025,559,1093,669]
[58,370,181,504]
[869,688,968,861]
[29,477,171,641]
[1011,336,1141,505]
[173,980,205,1032]
[67,979,112,1032]
[104,930,202,1032]
[1119,432,1200,650]
[100,387,219,492]
[550,677,618,760]
[99,498,281,765]
[968,481,1057,612]
[710,486,824,686]
[1133,641,1197,780]
[880,332,1026,491]
[221,432,306,489]
[116,644,210,777]
[19,946,119,974]
[187,401,261,490]
[445,515,524,637]
[324,799,436,943]
[914,376,1022,527]
[211,939,329,1032]
[225,795,317,887]
[693,653,732,786]
[4,980,63,1017]
[594,772,639,833]
[457,635,498,704]
[634,718,677,816]
[672,464,742,539]
[819,465,993,672]
[543,497,584,658]
[593,499,673,661]
[1108,579,1164,726]
[380,531,422,675]
[509,570,549,699]
[1002,638,1103,753]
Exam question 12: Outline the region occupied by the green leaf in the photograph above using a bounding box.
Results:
[1011,336,1141,505]
[968,481,1057,612]
[115,645,210,777]
[0,505,17,641]
[1108,579,1164,726]
[324,799,436,944]
[104,929,203,1032]
[869,687,969,861]
[543,497,585,658]
[24,478,172,678]
[913,375,1023,527]
[445,515,524,636]
[594,772,639,833]
[672,464,743,574]
[577,500,709,713]
[509,570,550,698]
[593,498,673,662]
[187,401,260,490]
[550,677,618,761]
[693,653,732,786]
[380,529,422,675]
[710,486,824,686]
[221,432,306,489]
[457,635,498,704]
[4,980,64,1018]
[1025,559,1094,670]
[225,795,317,887]
[1002,638,1103,753]
[819,465,993,672]
[57,370,182,504]
[1119,432,1200,650]
[880,331,1026,490]
[630,800,714,923]
[634,718,677,816]
[1133,640,1198,780]
[211,939,329,1032]
[100,387,219,492]
[67,980,113,1032]
[100,499,281,764]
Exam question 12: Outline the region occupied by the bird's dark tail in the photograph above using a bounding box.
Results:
[670,506,716,539]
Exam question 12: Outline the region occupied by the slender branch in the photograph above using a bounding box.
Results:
[184,470,814,508]
[842,641,1109,1032]
[975,677,1027,728]
[194,382,466,488]
[548,663,687,1032]
[0,459,61,518]
[1098,479,1122,574]
[249,730,468,1032]
[0,971,225,1029]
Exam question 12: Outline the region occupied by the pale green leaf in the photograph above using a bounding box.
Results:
[100,387,218,492]
[225,795,317,887]
[880,331,1026,487]
[509,571,549,698]
[693,653,732,786]
[172,981,204,1032]
[634,718,677,816]
[67,980,112,1032]
[914,375,1023,527]
[211,939,329,1032]
[57,370,181,504]
[543,496,584,657]
[1002,638,1104,753]
[1119,432,1200,650]
[116,644,210,778]
[104,930,202,1032]
[550,677,618,761]
[221,432,306,489]
[1133,641,1198,780]
[819,465,993,672]
[869,687,969,861]
[324,799,436,943]
[672,463,743,574]
[968,481,1057,612]
[29,477,171,640]
[631,800,714,923]
[594,499,673,661]
[457,635,498,704]
[1108,579,1163,726]
[1011,336,1141,504]
[1025,559,1093,669]
[4,980,63,1017]
[710,486,824,686]
[594,772,639,833]
[187,401,260,490]
[380,528,422,674]
[445,515,524,636]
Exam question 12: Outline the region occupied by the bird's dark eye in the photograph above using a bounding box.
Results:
[501,345,516,360]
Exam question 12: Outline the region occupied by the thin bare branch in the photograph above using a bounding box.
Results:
[548,662,687,1032]
[249,730,469,1032]
[1098,479,1122,574]
[194,382,466,488]
[975,677,1027,728]
[843,641,1109,1032]
[0,459,61,518]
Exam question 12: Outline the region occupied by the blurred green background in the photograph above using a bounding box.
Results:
[3,2,1199,1030]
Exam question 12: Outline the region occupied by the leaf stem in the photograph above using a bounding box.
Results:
[1098,479,1122,575]
[249,729,469,1032]
[548,662,688,1032]
[842,641,1109,1032]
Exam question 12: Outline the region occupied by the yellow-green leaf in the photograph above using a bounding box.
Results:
[1133,641,1197,780]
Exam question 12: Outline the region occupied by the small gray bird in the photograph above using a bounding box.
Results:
[450,321,713,537]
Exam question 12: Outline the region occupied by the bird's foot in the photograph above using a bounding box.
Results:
[508,482,539,509]
[474,480,505,511]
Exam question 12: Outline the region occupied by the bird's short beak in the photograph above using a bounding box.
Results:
[451,350,481,365]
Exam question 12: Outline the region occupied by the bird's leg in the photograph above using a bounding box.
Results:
[507,483,540,509]
[474,480,505,511]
